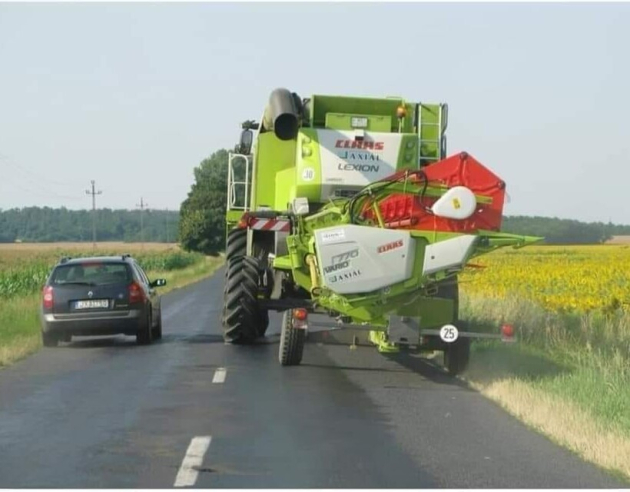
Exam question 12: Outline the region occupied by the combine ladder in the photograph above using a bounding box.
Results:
[418,103,448,167]
[227,153,253,212]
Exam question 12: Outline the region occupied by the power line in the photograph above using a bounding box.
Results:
[0,153,83,190]
[85,180,102,249]
[0,165,84,202]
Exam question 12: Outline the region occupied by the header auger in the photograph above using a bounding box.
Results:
[221,88,541,375]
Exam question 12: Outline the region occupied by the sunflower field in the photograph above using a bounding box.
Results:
[460,245,630,315]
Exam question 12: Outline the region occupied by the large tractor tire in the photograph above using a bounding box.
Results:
[222,256,266,343]
[224,229,247,280]
[227,228,247,260]
[436,277,471,376]
[279,310,305,366]
[223,228,271,337]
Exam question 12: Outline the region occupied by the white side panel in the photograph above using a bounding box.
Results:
[316,130,403,201]
[314,225,415,295]
[431,186,477,220]
[422,235,478,275]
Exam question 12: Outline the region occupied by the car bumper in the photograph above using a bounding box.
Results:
[41,309,145,337]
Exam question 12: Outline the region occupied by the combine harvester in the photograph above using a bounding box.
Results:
[222,88,540,375]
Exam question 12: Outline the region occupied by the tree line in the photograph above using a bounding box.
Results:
[501,216,627,245]
[0,207,179,243]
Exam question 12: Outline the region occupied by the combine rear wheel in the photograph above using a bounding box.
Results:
[279,310,305,366]
[222,256,265,343]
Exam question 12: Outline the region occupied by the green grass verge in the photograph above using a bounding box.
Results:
[461,294,630,481]
[0,256,224,368]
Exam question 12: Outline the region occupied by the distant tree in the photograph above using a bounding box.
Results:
[178,149,229,255]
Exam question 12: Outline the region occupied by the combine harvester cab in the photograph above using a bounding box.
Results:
[222,88,541,375]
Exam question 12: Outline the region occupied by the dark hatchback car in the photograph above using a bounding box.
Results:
[40,255,167,346]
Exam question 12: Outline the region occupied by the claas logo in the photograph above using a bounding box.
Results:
[335,140,384,150]
[377,239,403,254]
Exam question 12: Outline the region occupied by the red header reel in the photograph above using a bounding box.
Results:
[361,152,506,233]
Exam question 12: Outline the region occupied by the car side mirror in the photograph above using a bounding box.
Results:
[238,129,253,155]
[150,279,167,288]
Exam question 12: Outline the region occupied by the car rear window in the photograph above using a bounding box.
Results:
[51,262,132,286]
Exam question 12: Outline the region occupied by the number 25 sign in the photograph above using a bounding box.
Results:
[440,324,459,343]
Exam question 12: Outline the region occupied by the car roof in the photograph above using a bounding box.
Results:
[57,256,135,266]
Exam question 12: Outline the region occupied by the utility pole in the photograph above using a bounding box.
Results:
[165,208,169,244]
[137,197,148,249]
[85,180,102,250]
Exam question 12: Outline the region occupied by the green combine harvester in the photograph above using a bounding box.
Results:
[222,88,540,375]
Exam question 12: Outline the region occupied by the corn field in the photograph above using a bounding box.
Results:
[0,246,205,298]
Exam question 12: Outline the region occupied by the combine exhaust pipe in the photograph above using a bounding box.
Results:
[263,88,301,141]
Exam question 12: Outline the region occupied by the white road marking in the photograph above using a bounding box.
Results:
[212,368,227,384]
[174,436,212,487]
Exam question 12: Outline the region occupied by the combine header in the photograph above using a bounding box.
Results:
[222,88,539,374]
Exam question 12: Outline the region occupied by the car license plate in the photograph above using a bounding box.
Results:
[75,300,109,309]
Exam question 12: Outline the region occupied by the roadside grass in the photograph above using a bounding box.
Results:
[0,295,42,367]
[0,255,224,368]
[461,294,630,481]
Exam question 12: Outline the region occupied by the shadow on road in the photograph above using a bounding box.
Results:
[183,333,225,344]
[61,336,137,349]
[61,332,226,349]
[301,362,412,374]
[464,340,570,386]
[384,352,473,388]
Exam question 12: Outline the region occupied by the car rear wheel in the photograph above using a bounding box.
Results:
[152,312,163,340]
[136,311,153,345]
[42,332,59,347]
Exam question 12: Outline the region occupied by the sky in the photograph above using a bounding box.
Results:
[0,2,628,223]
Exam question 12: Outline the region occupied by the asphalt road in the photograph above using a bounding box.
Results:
[0,269,624,488]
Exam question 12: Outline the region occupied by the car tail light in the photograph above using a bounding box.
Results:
[129,281,145,304]
[43,286,54,309]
